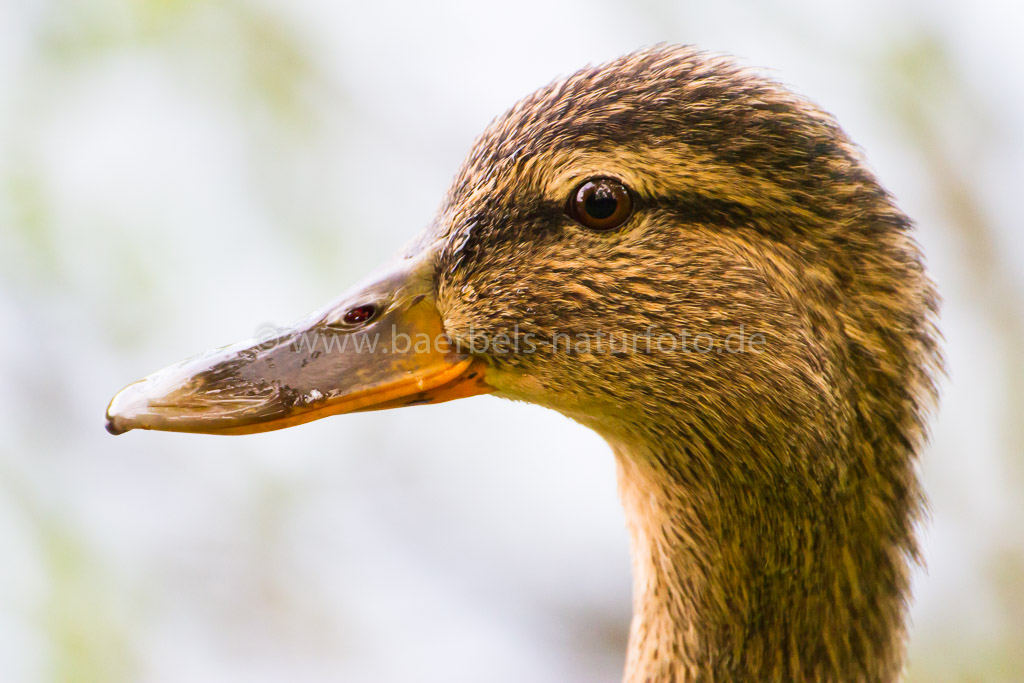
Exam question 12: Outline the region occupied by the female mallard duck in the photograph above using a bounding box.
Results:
[106,45,941,682]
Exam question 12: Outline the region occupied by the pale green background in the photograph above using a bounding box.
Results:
[1,1,1021,681]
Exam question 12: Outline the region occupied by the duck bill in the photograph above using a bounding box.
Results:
[105,251,491,436]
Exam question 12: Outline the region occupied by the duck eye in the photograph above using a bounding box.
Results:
[567,177,633,231]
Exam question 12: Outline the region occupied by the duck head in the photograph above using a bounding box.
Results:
[106,46,941,682]
[107,48,934,443]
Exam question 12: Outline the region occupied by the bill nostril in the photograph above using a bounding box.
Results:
[342,304,378,325]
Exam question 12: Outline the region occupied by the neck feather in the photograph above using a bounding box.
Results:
[612,433,914,683]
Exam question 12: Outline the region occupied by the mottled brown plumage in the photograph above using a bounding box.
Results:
[424,46,942,681]
[106,44,943,683]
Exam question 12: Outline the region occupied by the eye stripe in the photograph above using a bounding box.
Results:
[520,188,765,233]
[655,192,757,229]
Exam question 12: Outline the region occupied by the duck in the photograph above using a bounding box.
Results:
[105,45,942,682]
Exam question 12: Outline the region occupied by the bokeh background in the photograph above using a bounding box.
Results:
[1,1,1021,681]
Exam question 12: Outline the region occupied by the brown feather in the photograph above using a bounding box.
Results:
[423,45,942,682]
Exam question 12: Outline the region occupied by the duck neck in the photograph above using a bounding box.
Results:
[612,434,912,683]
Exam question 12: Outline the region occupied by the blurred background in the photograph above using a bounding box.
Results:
[1,0,1021,681]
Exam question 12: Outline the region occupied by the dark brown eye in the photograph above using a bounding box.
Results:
[567,177,633,231]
